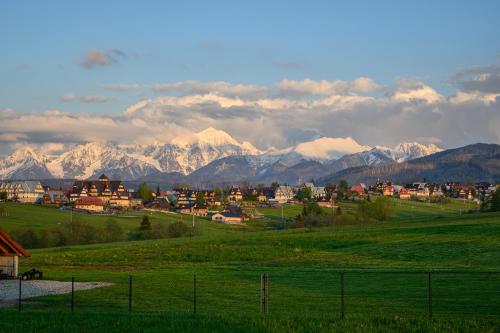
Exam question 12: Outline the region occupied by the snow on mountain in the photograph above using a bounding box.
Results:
[142,128,262,174]
[0,128,443,181]
[391,142,443,162]
[0,128,264,179]
[294,137,371,160]
[46,142,160,180]
[256,137,371,167]
[0,147,52,180]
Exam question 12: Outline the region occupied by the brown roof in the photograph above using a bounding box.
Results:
[76,196,104,206]
[0,227,29,257]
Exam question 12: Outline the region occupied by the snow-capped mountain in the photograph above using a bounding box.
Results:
[0,128,262,180]
[0,147,52,180]
[0,128,443,181]
[140,128,261,174]
[46,142,159,180]
[389,142,443,162]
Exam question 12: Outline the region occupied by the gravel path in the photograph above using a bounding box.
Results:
[0,280,112,307]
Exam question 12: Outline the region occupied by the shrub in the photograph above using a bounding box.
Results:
[167,221,190,238]
[370,196,393,222]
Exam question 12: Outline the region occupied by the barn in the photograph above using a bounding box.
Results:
[0,228,29,278]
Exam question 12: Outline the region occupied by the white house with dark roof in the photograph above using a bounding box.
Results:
[0,181,45,203]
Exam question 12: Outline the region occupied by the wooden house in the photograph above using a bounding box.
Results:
[75,196,104,212]
[0,227,29,278]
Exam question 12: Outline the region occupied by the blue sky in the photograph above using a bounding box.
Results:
[1,1,499,151]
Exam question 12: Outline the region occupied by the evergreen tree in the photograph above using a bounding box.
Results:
[139,215,152,231]
[138,182,153,203]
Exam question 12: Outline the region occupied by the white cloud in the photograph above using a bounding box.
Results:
[60,92,114,103]
[99,83,141,91]
[2,68,500,151]
[153,81,268,98]
[277,77,382,96]
[391,79,442,104]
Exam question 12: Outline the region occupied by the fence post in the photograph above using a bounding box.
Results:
[129,275,132,313]
[193,274,197,316]
[260,273,269,314]
[18,277,22,312]
[340,272,345,319]
[265,273,269,314]
[428,272,432,320]
[71,276,74,312]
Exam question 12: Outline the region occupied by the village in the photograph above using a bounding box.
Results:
[1,174,498,225]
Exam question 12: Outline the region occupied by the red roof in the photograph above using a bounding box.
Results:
[350,184,365,195]
[76,196,103,206]
[0,227,29,257]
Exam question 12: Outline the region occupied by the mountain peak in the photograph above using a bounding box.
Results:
[171,127,239,147]
[293,136,371,160]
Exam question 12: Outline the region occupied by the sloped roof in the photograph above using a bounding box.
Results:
[76,196,104,205]
[0,228,29,257]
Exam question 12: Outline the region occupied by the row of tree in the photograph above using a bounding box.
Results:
[11,216,194,249]
[290,196,394,229]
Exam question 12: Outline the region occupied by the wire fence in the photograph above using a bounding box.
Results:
[5,270,500,320]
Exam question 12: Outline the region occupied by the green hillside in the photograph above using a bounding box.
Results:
[0,200,499,332]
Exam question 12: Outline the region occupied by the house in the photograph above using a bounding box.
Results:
[42,190,69,206]
[399,188,411,200]
[70,174,130,207]
[0,227,29,278]
[192,204,208,216]
[228,187,243,202]
[211,212,244,224]
[0,181,45,203]
[75,196,104,212]
[303,183,327,200]
[382,182,394,197]
[350,184,365,197]
[274,185,295,203]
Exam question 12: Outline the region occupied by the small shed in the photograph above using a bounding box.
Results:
[0,227,29,278]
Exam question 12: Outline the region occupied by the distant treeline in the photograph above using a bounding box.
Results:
[11,215,196,249]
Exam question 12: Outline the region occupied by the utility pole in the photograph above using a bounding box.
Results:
[281,204,284,229]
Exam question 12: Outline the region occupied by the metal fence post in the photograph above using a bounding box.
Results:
[428,272,432,320]
[18,277,22,312]
[340,272,345,319]
[71,276,74,312]
[260,273,269,314]
[129,275,132,313]
[193,274,197,316]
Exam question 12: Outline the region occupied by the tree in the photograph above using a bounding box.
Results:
[356,200,371,224]
[271,182,280,192]
[167,221,189,238]
[483,187,500,212]
[196,192,205,205]
[139,215,152,231]
[370,196,393,222]
[0,191,7,201]
[338,180,349,199]
[104,218,124,242]
[138,182,153,203]
[297,186,312,203]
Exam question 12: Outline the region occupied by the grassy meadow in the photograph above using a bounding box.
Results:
[0,199,499,332]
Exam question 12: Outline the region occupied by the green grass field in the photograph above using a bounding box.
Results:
[0,199,499,332]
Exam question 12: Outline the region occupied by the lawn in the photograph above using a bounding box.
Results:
[0,199,499,332]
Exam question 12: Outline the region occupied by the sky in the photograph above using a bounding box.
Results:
[1,0,500,154]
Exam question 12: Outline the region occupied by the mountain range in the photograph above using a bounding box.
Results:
[319,143,500,185]
[0,127,448,185]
